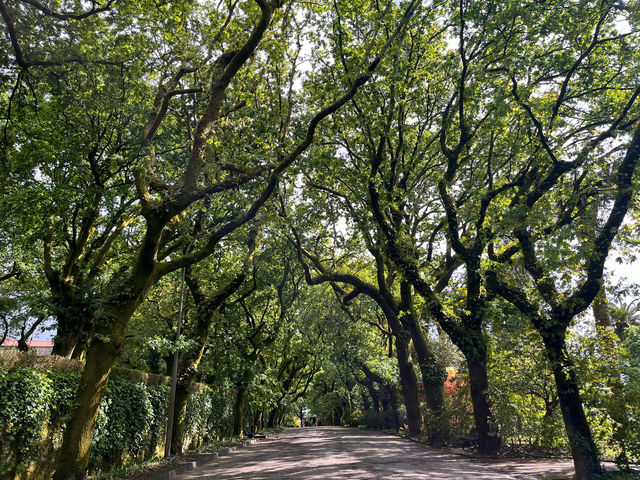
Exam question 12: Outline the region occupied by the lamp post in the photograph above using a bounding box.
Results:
[164,237,196,457]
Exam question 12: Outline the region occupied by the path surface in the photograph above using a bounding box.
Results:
[173,427,573,479]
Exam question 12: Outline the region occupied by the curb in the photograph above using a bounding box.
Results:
[152,438,262,480]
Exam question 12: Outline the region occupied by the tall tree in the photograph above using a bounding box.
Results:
[170,225,260,453]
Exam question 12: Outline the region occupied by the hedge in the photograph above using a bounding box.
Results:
[0,351,233,479]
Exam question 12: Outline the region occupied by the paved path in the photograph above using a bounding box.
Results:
[173,427,549,479]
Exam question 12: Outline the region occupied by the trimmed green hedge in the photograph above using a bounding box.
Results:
[0,356,233,479]
[0,368,54,477]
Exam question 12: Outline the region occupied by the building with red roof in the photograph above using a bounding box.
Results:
[0,339,54,356]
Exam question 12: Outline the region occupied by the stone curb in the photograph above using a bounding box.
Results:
[151,438,262,480]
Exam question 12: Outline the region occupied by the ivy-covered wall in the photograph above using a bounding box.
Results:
[0,351,232,480]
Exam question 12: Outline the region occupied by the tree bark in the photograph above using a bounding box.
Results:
[171,384,190,453]
[51,306,88,358]
[395,331,422,437]
[400,310,448,444]
[366,381,380,411]
[233,382,248,436]
[70,332,89,360]
[387,383,401,430]
[361,391,372,411]
[171,369,197,454]
[360,364,382,411]
[466,355,500,455]
[541,328,605,479]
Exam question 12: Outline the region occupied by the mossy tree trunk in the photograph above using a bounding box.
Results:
[233,379,249,436]
[171,377,192,454]
[399,282,449,444]
[53,291,146,479]
[395,331,422,437]
[49,278,91,359]
[466,352,500,455]
[541,327,604,479]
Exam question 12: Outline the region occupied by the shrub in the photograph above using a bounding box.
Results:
[185,387,213,442]
[91,376,155,463]
[0,352,233,477]
[0,367,54,476]
[362,410,387,429]
[146,384,170,455]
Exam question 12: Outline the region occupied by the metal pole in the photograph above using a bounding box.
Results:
[164,259,189,457]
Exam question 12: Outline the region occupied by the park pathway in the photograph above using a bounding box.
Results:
[172,426,556,479]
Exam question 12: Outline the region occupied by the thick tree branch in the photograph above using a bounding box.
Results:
[565,121,640,318]
[155,0,420,277]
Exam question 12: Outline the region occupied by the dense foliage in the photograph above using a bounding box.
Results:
[0,353,231,478]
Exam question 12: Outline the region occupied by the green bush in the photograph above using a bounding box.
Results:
[185,388,213,442]
[0,357,233,477]
[146,384,170,455]
[0,367,54,476]
[91,376,155,462]
[184,387,234,443]
[49,371,79,423]
[204,391,234,439]
[361,410,391,430]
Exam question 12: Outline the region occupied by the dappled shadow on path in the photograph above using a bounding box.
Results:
[177,427,517,479]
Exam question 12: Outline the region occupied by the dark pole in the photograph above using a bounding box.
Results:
[164,264,186,457]
[165,237,197,457]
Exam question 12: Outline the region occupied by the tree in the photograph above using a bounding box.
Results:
[365,2,639,469]
[464,3,640,475]
[169,225,259,453]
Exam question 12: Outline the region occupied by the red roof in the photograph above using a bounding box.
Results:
[0,339,54,347]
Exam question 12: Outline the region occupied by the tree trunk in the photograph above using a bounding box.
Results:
[401,312,448,444]
[53,327,123,479]
[233,383,247,436]
[466,355,501,455]
[17,336,29,352]
[49,279,91,359]
[170,341,207,453]
[458,327,500,455]
[380,386,391,412]
[51,311,86,358]
[361,391,371,411]
[367,383,380,411]
[541,329,604,479]
[360,369,381,411]
[53,272,148,479]
[70,331,89,360]
[267,407,276,428]
[387,383,401,430]
[171,377,193,454]
[277,407,285,426]
[395,331,422,437]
